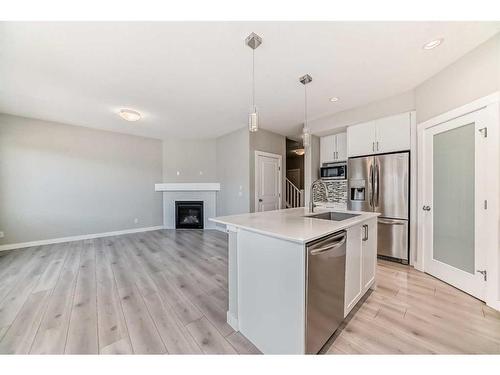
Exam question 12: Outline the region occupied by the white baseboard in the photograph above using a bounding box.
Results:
[226,311,239,331]
[214,223,227,233]
[0,225,165,252]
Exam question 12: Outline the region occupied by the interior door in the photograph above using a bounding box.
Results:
[255,152,282,212]
[422,110,488,300]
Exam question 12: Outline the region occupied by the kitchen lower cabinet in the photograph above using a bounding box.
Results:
[344,218,378,317]
[344,224,362,316]
[361,218,377,291]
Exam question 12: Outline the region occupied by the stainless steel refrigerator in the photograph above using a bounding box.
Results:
[348,152,409,263]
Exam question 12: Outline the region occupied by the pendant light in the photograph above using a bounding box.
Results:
[246,32,262,132]
[300,74,312,147]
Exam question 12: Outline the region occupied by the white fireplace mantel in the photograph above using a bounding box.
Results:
[155,183,221,192]
[156,183,220,229]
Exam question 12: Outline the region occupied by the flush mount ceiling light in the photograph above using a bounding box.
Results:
[423,38,444,50]
[118,109,141,122]
[246,32,262,133]
[300,74,312,148]
[329,97,339,102]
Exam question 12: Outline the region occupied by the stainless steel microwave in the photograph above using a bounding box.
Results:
[320,162,347,180]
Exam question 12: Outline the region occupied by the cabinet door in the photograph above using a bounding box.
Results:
[361,218,377,292]
[347,121,376,157]
[344,225,362,317]
[375,112,410,153]
[320,135,335,164]
[335,132,347,161]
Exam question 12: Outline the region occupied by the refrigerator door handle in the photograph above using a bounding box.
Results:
[369,163,374,208]
[373,160,379,208]
[376,161,380,207]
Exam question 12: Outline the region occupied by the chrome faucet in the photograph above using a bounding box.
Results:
[309,179,326,213]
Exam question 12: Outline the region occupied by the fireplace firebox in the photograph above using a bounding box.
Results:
[175,201,204,229]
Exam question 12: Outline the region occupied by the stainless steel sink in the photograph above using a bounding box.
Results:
[307,212,360,221]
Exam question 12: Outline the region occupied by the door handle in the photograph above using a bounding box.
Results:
[310,236,346,255]
[378,219,405,225]
[373,161,379,207]
[369,164,374,207]
[422,205,431,211]
[259,199,263,202]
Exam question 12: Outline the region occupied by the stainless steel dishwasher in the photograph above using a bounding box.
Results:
[305,230,346,354]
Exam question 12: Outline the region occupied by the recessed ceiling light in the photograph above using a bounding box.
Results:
[423,38,443,50]
[118,108,141,122]
[329,97,339,102]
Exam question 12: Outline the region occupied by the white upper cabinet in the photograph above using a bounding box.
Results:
[347,121,376,157]
[335,132,347,161]
[320,132,347,164]
[375,113,411,154]
[320,135,335,164]
[347,112,411,157]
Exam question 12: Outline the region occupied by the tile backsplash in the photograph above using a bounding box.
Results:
[313,180,347,205]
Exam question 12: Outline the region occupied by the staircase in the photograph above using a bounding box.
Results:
[285,178,304,208]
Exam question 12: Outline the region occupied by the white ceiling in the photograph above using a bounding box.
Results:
[0,22,499,139]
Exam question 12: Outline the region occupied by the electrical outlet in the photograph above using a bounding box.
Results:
[133,218,139,224]
[0,231,4,239]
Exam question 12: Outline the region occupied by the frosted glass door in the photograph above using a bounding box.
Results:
[433,124,475,273]
[422,109,487,301]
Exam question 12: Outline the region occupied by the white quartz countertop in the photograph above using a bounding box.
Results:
[210,207,379,244]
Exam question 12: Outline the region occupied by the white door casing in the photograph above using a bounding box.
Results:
[255,151,282,212]
[422,109,488,301]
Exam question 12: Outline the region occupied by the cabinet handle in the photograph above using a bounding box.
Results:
[362,224,368,241]
[376,141,379,151]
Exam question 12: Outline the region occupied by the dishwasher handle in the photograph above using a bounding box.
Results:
[309,233,346,255]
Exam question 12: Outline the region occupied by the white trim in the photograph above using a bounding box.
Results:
[0,225,165,252]
[254,150,283,212]
[409,110,418,268]
[155,183,220,192]
[214,223,227,233]
[226,311,239,331]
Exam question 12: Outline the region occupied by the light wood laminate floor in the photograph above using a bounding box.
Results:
[0,230,499,354]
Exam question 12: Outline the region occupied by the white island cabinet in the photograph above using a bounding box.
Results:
[211,207,378,354]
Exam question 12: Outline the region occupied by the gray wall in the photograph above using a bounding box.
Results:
[215,127,250,216]
[162,138,217,182]
[415,33,500,123]
[0,114,163,245]
[249,129,287,211]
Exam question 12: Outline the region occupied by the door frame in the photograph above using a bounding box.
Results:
[254,150,283,212]
[416,92,500,310]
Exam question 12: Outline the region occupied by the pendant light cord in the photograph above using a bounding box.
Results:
[252,49,255,110]
[304,82,308,127]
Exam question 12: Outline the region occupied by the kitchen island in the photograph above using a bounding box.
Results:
[210,207,379,354]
